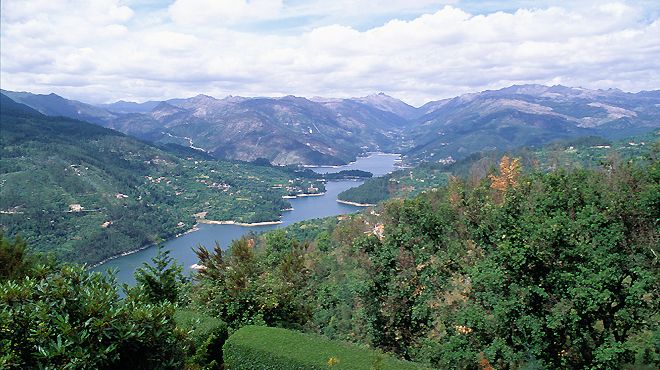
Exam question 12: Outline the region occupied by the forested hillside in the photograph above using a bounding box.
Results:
[190,155,659,368]
[0,94,324,264]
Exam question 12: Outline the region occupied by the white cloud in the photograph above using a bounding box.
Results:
[0,0,658,106]
[169,0,283,25]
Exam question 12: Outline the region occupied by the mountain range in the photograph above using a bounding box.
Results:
[3,84,658,165]
[406,85,660,162]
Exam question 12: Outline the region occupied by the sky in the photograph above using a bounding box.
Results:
[1,0,658,106]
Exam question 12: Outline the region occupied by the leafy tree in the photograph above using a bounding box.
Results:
[193,236,312,329]
[175,309,229,370]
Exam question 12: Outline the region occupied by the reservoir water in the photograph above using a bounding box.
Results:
[93,153,400,285]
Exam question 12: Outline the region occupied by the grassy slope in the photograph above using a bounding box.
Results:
[223,326,428,370]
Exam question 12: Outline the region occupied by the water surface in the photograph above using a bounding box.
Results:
[93,153,399,285]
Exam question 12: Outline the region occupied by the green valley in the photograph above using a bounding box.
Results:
[0,94,325,264]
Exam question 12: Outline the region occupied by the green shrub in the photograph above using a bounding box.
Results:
[223,325,428,370]
[175,309,229,369]
[0,264,184,369]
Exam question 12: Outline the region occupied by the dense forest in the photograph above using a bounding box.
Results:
[1,235,224,369]
[0,95,325,264]
[1,233,423,369]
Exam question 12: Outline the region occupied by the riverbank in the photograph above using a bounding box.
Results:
[88,223,201,269]
[336,199,375,207]
[90,213,285,269]
[176,225,200,237]
[197,219,283,227]
[282,192,326,199]
[88,243,153,269]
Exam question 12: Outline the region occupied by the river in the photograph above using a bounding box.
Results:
[93,153,400,285]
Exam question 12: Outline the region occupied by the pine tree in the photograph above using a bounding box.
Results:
[135,245,185,304]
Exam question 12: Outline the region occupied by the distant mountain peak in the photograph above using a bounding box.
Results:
[151,101,188,119]
[1,89,114,122]
[309,96,342,103]
[361,92,395,100]
[152,101,184,111]
[97,99,163,114]
[222,95,246,101]
[193,93,217,100]
[353,92,419,119]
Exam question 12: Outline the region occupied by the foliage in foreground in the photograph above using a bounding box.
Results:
[0,234,46,282]
[0,236,228,370]
[0,263,184,369]
[223,325,427,370]
[135,245,188,305]
[192,236,311,329]
[194,157,659,369]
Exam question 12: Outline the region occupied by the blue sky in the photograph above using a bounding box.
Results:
[1,0,658,105]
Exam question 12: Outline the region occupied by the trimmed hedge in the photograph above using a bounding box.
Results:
[223,326,428,370]
[175,309,229,369]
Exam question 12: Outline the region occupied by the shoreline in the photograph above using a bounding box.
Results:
[88,215,279,270]
[297,192,325,197]
[337,199,375,207]
[282,192,326,199]
[176,225,200,237]
[88,243,153,269]
[88,223,202,269]
[197,219,283,227]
